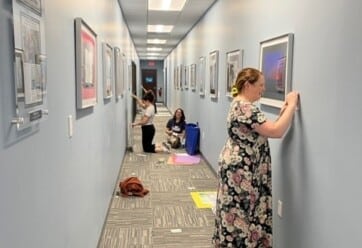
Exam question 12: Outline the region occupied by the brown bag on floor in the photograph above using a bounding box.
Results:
[119,177,149,197]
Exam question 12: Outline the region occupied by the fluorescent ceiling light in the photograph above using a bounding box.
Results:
[147,47,163,51]
[148,0,186,11]
[147,39,167,44]
[147,53,161,56]
[145,57,163,60]
[148,25,173,33]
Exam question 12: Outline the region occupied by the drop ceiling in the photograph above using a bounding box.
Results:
[118,0,217,60]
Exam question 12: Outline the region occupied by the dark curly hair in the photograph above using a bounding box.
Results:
[173,108,185,123]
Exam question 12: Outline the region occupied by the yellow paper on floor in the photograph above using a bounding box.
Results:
[190,191,217,208]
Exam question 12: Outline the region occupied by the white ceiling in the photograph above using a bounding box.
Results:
[118,0,217,60]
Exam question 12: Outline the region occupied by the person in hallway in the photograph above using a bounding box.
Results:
[131,92,147,109]
[131,92,169,153]
[212,68,299,248]
[131,87,157,113]
[165,108,186,149]
[143,86,157,114]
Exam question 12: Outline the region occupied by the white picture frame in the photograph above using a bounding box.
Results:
[190,64,196,91]
[102,43,113,99]
[226,49,243,97]
[74,17,98,109]
[209,50,219,99]
[198,56,205,96]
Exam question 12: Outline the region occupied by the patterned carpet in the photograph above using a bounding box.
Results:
[98,104,218,248]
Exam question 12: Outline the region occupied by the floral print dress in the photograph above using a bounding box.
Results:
[213,100,273,248]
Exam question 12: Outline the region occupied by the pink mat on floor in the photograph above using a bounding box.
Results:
[167,153,201,165]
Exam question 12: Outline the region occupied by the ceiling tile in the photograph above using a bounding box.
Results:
[118,0,217,59]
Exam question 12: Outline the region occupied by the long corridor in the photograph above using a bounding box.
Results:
[98,104,218,248]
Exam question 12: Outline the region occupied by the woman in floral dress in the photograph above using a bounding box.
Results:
[212,68,299,247]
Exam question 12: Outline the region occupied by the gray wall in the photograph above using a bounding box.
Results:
[0,0,138,247]
[165,0,362,247]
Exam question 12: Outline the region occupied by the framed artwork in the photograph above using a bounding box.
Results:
[20,12,43,106]
[175,66,178,90]
[184,65,189,90]
[226,49,243,97]
[173,67,177,90]
[121,53,126,96]
[198,56,205,96]
[17,0,42,15]
[209,50,219,99]
[114,47,124,98]
[259,33,294,108]
[12,0,48,130]
[179,64,183,90]
[102,43,113,99]
[190,64,196,91]
[164,67,167,92]
[14,49,25,99]
[36,53,47,97]
[74,18,97,109]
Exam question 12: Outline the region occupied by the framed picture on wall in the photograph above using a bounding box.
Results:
[12,0,48,130]
[14,48,25,99]
[114,47,123,98]
[199,56,205,96]
[184,65,189,90]
[179,64,183,90]
[74,18,97,109]
[190,63,196,91]
[226,49,243,97]
[21,12,43,106]
[209,50,219,99]
[259,33,294,108]
[102,43,113,99]
[17,0,42,15]
[121,53,127,97]
[173,67,177,90]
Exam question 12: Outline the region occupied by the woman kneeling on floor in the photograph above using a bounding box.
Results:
[131,92,170,153]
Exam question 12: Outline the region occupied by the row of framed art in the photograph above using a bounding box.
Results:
[11,7,127,131]
[13,16,126,112]
[171,33,294,108]
[74,18,126,109]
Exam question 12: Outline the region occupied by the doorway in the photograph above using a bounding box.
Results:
[141,69,157,102]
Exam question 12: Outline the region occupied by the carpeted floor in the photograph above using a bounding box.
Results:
[97,104,218,248]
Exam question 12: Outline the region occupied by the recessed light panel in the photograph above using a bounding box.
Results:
[148,0,186,11]
[147,47,163,51]
[148,25,174,33]
[147,39,167,44]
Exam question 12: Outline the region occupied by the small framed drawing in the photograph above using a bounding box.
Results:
[20,12,43,106]
[173,67,177,90]
[114,47,123,98]
[102,43,113,99]
[74,18,97,109]
[17,0,42,15]
[14,48,25,100]
[226,49,243,97]
[209,50,219,99]
[184,65,189,90]
[259,33,294,108]
[199,56,205,96]
[179,64,183,90]
[190,64,196,91]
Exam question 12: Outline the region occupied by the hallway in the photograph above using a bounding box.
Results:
[98,104,218,247]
